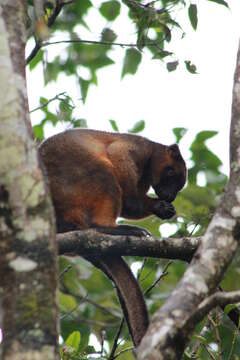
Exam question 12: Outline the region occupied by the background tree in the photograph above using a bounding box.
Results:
[1,1,240,360]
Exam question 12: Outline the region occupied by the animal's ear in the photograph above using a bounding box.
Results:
[167,144,182,160]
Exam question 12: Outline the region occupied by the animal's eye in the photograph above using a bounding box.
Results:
[166,167,175,176]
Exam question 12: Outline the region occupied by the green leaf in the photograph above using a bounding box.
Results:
[109,119,119,132]
[99,0,121,21]
[79,77,90,103]
[207,0,229,7]
[184,350,193,359]
[167,61,179,72]
[173,128,188,144]
[84,345,96,354]
[193,334,208,345]
[39,97,48,105]
[195,130,218,142]
[188,4,198,30]
[28,49,43,70]
[163,25,171,43]
[101,28,117,43]
[33,124,44,140]
[188,130,223,185]
[152,50,173,60]
[224,303,238,316]
[185,60,197,74]
[128,120,145,133]
[73,119,88,128]
[59,291,77,313]
[65,331,81,352]
[121,48,142,78]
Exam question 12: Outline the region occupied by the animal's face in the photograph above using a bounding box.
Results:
[151,144,187,203]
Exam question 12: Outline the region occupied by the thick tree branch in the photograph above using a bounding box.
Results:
[137,40,240,360]
[57,230,240,332]
[57,230,199,262]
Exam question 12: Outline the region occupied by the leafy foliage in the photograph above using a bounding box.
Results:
[26,0,219,101]
[32,93,88,140]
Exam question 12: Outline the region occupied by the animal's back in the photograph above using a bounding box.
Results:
[39,129,128,231]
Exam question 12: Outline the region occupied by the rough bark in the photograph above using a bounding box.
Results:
[57,230,199,262]
[136,41,240,360]
[0,2,59,360]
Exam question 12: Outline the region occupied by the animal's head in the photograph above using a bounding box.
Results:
[151,144,187,203]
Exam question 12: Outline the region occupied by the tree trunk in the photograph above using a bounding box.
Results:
[0,2,59,359]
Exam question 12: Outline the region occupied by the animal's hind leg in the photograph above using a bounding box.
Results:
[92,189,122,228]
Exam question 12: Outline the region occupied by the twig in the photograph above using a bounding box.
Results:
[29,92,67,113]
[190,319,211,357]
[215,307,223,360]
[144,260,172,296]
[137,258,148,280]
[41,38,160,48]
[26,0,73,64]
[100,330,105,356]
[113,346,134,359]
[60,292,88,320]
[227,318,240,360]
[139,259,160,284]
[27,42,41,64]
[60,283,119,318]
[185,290,240,332]
[108,319,125,360]
[218,285,240,329]
[202,344,217,360]
[208,313,223,360]
[63,314,119,328]
[59,264,72,279]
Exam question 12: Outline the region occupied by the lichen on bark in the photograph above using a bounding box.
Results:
[0,1,59,360]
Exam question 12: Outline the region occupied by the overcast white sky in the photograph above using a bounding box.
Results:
[27,0,240,176]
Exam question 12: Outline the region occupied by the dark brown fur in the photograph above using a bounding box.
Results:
[39,129,187,346]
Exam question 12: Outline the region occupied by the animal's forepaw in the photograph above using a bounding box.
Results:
[153,201,176,219]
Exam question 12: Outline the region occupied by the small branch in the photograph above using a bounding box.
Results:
[144,260,172,296]
[42,38,160,48]
[64,315,119,328]
[29,92,66,113]
[26,0,73,64]
[215,308,223,360]
[113,346,134,359]
[208,312,223,360]
[57,229,199,262]
[59,264,72,279]
[26,41,41,64]
[203,345,217,360]
[60,292,88,320]
[188,290,240,327]
[227,320,240,360]
[108,319,125,360]
[60,285,119,318]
